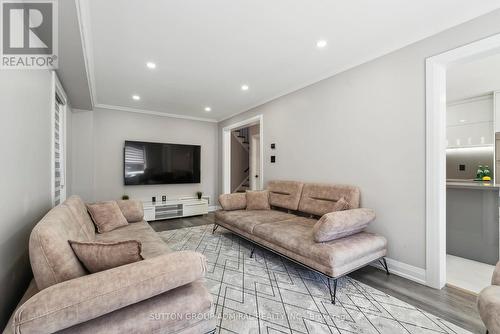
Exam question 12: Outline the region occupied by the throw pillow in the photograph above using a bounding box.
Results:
[219,193,247,211]
[87,201,128,233]
[69,240,143,273]
[116,200,144,223]
[246,190,270,210]
[331,197,350,212]
[313,208,376,242]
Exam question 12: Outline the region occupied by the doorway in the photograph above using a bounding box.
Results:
[426,33,500,289]
[222,115,264,194]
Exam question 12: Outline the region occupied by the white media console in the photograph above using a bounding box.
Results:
[143,198,209,221]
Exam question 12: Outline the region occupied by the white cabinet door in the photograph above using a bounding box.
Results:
[495,91,500,133]
[447,96,494,147]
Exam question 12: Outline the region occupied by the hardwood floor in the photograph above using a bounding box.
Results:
[150,213,484,333]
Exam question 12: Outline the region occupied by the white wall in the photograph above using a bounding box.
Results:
[0,70,53,327]
[71,108,218,205]
[218,10,500,272]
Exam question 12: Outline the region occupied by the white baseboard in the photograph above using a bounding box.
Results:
[370,257,426,285]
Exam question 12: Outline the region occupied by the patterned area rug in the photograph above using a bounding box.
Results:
[158,225,471,334]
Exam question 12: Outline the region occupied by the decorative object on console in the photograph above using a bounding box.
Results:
[69,240,143,273]
[197,191,203,200]
[87,201,128,233]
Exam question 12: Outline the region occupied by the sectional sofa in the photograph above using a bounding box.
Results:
[4,196,215,334]
[214,180,388,303]
[478,262,500,333]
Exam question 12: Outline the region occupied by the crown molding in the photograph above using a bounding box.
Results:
[94,104,218,123]
[75,0,97,107]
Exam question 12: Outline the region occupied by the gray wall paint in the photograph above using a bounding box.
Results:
[71,108,218,204]
[218,10,500,270]
[0,70,52,328]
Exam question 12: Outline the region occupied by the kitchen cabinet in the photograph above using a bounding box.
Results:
[447,95,494,148]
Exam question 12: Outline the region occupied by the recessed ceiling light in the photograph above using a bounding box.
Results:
[316,40,327,48]
[146,62,156,69]
[204,107,212,112]
[459,119,466,123]
[132,95,141,101]
[241,84,249,91]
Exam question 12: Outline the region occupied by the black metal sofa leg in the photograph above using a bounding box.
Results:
[250,244,256,258]
[327,278,338,304]
[212,223,219,234]
[379,257,390,275]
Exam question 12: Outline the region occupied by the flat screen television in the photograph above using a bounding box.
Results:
[124,141,201,185]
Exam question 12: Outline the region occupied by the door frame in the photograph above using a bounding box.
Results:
[250,134,261,190]
[222,115,264,194]
[425,33,500,289]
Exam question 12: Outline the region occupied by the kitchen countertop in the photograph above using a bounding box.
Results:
[446,179,500,190]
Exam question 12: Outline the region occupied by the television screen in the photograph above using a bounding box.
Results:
[124,141,201,185]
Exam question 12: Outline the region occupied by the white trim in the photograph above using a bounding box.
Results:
[95,103,218,123]
[371,258,427,285]
[222,115,264,194]
[75,0,97,107]
[426,33,500,289]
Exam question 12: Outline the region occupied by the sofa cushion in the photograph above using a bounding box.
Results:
[267,180,304,211]
[95,221,170,258]
[62,196,96,239]
[69,240,143,273]
[116,200,144,223]
[298,183,360,216]
[246,190,271,210]
[30,203,90,290]
[313,208,376,242]
[253,217,387,273]
[215,209,295,234]
[87,201,129,233]
[219,193,246,211]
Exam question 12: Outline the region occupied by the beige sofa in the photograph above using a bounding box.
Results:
[214,180,388,304]
[478,262,500,333]
[4,196,215,334]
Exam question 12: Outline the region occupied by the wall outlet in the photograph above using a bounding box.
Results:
[459,164,465,171]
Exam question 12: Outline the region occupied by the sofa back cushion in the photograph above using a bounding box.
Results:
[267,180,304,211]
[30,196,93,290]
[298,183,360,216]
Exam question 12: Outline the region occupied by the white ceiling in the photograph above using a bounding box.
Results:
[447,53,500,101]
[82,0,500,121]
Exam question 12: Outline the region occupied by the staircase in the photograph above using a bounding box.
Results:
[232,127,251,193]
[233,128,249,152]
[235,173,250,193]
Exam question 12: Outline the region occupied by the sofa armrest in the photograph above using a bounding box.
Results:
[492,262,500,285]
[12,251,207,334]
[313,208,376,242]
[219,192,246,211]
[478,285,500,333]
